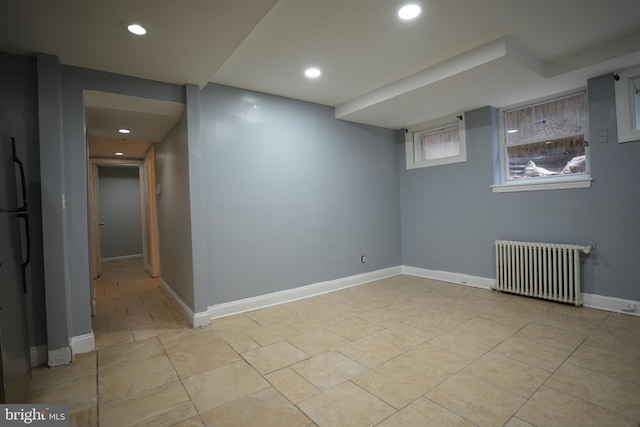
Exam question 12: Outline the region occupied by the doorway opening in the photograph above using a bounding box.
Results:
[84,90,183,318]
[89,157,158,273]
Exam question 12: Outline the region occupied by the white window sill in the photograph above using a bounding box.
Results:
[491,177,592,193]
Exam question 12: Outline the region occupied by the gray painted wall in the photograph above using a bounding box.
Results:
[36,53,72,353]
[97,166,142,259]
[400,74,640,301]
[33,59,186,347]
[198,84,402,306]
[0,52,47,348]
[155,111,195,309]
[184,84,208,313]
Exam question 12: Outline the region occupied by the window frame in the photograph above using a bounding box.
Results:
[614,64,640,143]
[405,115,466,170]
[492,89,592,193]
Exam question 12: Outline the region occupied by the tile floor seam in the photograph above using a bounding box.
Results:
[95,351,100,427]
[505,379,540,426]
[571,342,640,380]
[421,395,480,427]
[293,396,318,425]
[449,318,550,400]
[487,345,557,374]
[162,329,217,424]
[439,361,531,422]
[356,344,458,396]
[541,362,640,423]
[345,379,401,426]
[527,384,640,426]
[512,318,632,425]
[347,374,401,412]
[333,344,383,370]
[261,366,321,423]
[300,379,394,426]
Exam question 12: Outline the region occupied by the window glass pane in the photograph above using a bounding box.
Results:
[505,93,586,146]
[415,125,460,161]
[506,135,586,179]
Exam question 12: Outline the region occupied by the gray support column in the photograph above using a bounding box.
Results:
[185,84,208,319]
[36,53,72,366]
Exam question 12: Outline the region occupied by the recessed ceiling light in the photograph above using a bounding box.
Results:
[127,23,147,36]
[119,20,151,36]
[115,152,124,156]
[305,68,321,78]
[118,129,131,134]
[507,129,518,134]
[398,4,421,20]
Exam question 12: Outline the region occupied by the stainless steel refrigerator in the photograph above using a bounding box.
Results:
[0,136,31,403]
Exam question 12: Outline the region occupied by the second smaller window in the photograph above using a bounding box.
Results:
[406,116,466,169]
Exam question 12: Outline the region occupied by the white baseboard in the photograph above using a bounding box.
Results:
[160,278,210,328]
[166,263,640,326]
[70,332,95,356]
[208,266,403,319]
[102,254,143,262]
[48,346,72,367]
[401,265,496,289]
[193,311,212,328]
[30,345,48,367]
[143,261,159,278]
[583,293,640,316]
[402,265,640,317]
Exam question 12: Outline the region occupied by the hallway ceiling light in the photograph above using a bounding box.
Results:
[398,4,421,20]
[119,20,150,37]
[127,23,147,36]
[114,152,124,156]
[305,67,321,78]
[118,128,131,134]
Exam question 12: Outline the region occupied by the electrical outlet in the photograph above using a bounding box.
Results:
[360,255,366,263]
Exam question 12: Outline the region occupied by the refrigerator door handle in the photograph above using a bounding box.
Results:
[11,137,28,212]
[16,213,30,293]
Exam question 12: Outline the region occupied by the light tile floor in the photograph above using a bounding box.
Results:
[25,258,640,426]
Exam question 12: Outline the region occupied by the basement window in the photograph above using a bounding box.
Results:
[405,116,466,170]
[492,91,592,192]
[615,64,640,143]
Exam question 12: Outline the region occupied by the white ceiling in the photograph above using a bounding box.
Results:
[84,91,184,159]
[2,0,640,148]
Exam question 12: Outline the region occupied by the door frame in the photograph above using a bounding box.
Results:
[88,162,102,279]
[88,156,160,279]
[143,146,160,277]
